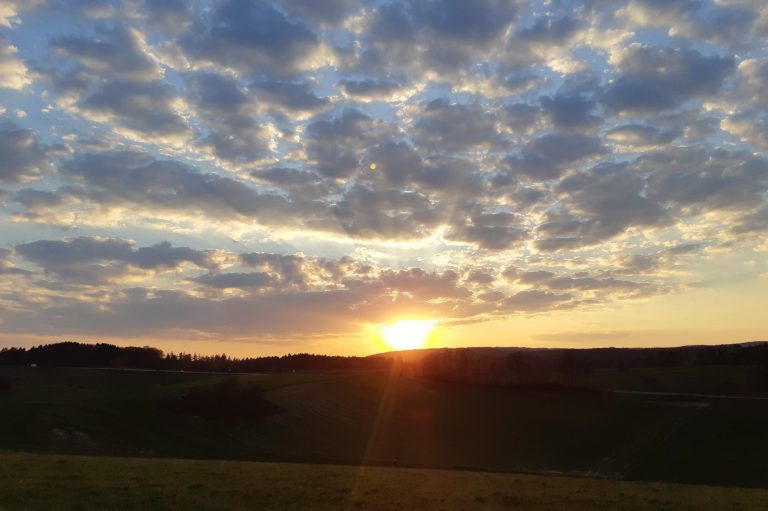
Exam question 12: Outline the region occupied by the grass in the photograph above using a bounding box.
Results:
[1,451,767,511]
[589,365,768,396]
[2,366,768,488]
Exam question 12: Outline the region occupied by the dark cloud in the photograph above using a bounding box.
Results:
[331,185,442,240]
[44,25,192,144]
[365,141,423,186]
[623,0,757,49]
[282,0,365,25]
[143,0,193,35]
[59,150,327,226]
[82,79,190,142]
[414,157,484,197]
[181,0,321,76]
[186,73,271,162]
[500,15,582,71]
[304,109,396,178]
[541,92,600,130]
[536,163,667,250]
[641,147,768,212]
[506,133,605,180]
[251,80,329,112]
[51,26,160,81]
[15,237,216,284]
[413,98,504,153]
[603,45,734,113]
[446,210,527,250]
[361,0,518,75]
[0,121,53,183]
[500,103,541,134]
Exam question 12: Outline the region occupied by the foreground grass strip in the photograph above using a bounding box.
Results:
[1,452,767,511]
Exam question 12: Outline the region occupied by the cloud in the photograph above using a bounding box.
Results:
[506,133,605,180]
[45,26,189,146]
[51,26,161,82]
[1,0,767,344]
[0,248,30,276]
[620,0,758,49]
[142,0,193,36]
[58,149,327,227]
[304,109,397,178]
[604,44,734,113]
[331,184,442,240]
[411,98,505,153]
[180,0,323,76]
[541,91,600,130]
[536,162,667,250]
[186,72,272,162]
[15,237,217,284]
[358,0,518,76]
[0,121,53,183]
[0,35,32,90]
[282,0,366,25]
[251,166,336,199]
[250,79,329,113]
[643,147,768,212]
[606,124,680,148]
[446,211,527,250]
[365,141,423,186]
[193,272,274,290]
[337,79,415,102]
[503,290,573,312]
[81,79,190,144]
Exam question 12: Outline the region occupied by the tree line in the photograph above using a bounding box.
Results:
[0,342,391,373]
[417,343,768,387]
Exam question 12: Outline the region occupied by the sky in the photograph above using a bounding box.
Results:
[0,0,767,356]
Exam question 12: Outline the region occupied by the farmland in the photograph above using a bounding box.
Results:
[2,366,768,488]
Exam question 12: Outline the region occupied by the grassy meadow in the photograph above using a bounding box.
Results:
[2,365,768,489]
[2,451,767,511]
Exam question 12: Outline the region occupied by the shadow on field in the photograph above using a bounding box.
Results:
[164,377,283,420]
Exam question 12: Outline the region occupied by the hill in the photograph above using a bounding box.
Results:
[2,366,768,487]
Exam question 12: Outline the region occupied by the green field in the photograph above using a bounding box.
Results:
[589,365,768,396]
[1,451,767,511]
[1,366,768,490]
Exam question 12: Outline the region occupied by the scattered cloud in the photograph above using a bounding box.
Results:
[0,0,766,346]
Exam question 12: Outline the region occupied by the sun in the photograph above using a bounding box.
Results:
[380,319,436,351]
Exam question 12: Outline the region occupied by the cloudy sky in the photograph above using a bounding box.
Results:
[0,0,766,355]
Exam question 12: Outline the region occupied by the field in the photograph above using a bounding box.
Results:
[589,365,768,396]
[2,365,768,490]
[2,451,767,511]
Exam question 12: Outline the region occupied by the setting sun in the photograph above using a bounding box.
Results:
[380,320,436,351]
